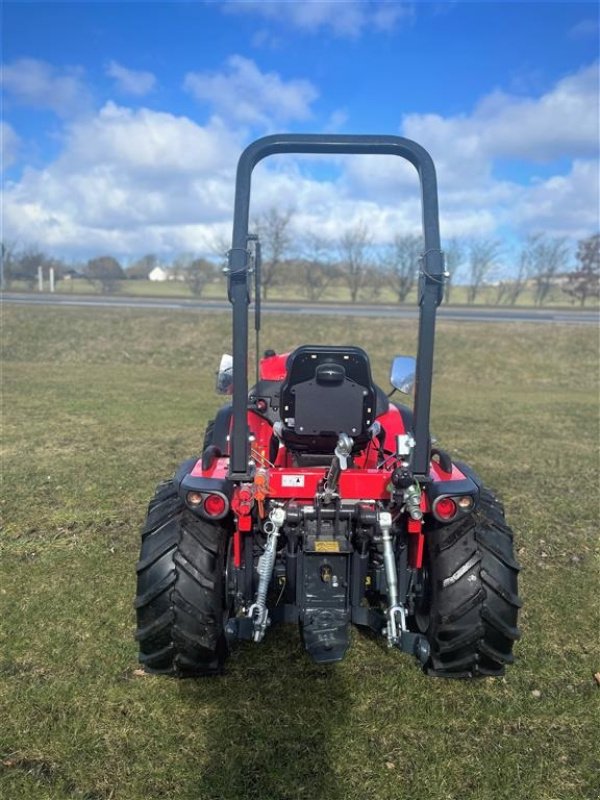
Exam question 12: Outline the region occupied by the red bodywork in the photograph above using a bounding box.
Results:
[190,353,468,568]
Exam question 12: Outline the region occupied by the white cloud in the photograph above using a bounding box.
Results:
[184,55,318,126]
[1,122,21,170]
[398,62,600,238]
[333,64,600,241]
[1,58,91,117]
[0,98,427,259]
[3,61,598,262]
[2,104,242,255]
[105,60,156,96]
[402,62,599,169]
[514,160,600,238]
[222,0,413,38]
[65,102,238,177]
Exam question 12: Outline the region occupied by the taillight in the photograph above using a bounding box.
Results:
[457,495,474,511]
[186,491,203,507]
[203,493,228,518]
[186,490,229,518]
[433,497,458,522]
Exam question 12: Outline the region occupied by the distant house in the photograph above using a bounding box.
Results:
[148,266,168,282]
[62,268,84,280]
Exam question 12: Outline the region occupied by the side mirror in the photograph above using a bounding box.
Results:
[216,354,233,395]
[390,355,416,395]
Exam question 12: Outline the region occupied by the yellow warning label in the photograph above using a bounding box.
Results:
[315,541,340,553]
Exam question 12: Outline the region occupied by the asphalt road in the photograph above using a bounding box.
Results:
[3,292,599,325]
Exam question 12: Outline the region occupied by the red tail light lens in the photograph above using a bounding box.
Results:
[203,493,227,517]
[434,497,457,521]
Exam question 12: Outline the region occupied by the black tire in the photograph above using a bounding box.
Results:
[419,485,522,678]
[134,480,228,676]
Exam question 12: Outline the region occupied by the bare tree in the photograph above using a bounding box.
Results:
[85,255,125,293]
[467,238,500,304]
[299,232,337,302]
[492,253,518,305]
[253,207,294,299]
[8,246,64,290]
[338,221,372,303]
[379,234,422,303]
[127,254,158,280]
[563,233,600,307]
[184,257,216,297]
[500,234,540,306]
[362,263,386,301]
[529,234,570,306]
[1,240,18,289]
[206,232,230,274]
[170,253,215,296]
[442,238,464,303]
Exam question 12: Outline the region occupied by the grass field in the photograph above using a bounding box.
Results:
[1,305,599,800]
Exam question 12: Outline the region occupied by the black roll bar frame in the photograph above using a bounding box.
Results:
[226,134,445,481]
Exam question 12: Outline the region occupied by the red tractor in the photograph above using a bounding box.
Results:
[135,134,521,677]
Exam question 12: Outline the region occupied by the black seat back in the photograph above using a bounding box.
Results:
[280,345,377,453]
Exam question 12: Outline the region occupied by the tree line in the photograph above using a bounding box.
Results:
[1,214,598,307]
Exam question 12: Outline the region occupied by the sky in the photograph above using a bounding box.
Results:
[1,0,599,269]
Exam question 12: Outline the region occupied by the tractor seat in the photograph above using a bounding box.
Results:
[279,345,378,455]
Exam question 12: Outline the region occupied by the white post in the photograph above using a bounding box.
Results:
[37,265,43,292]
[49,267,55,293]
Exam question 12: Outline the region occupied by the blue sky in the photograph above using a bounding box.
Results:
[2,1,599,267]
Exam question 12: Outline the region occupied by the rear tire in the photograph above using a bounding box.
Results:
[134,480,228,676]
[420,485,521,678]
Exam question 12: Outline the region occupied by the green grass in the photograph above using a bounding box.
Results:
[1,305,599,800]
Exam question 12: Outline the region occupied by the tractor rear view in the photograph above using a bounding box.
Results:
[134,134,521,677]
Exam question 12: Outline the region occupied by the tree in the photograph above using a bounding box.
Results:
[127,254,158,280]
[338,221,372,303]
[362,263,386,301]
[379,233,422,303]
[529,234,570,306]
[183,258,216,297]
[497,234,539,306]
[442,238,464,304]
[253,207,294,299]
[0,240,18,288]
[562,233,600,307]
[85,256,125,293]
[7,246,64,289]
[12,246,46,288]
[466,239,500,304]
[299,232,337,302]
[207,233,230,261]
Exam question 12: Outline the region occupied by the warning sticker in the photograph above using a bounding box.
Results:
[315,541,340,553]
[282,474,305,487]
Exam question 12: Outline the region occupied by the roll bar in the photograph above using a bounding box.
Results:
[226,134,445,480]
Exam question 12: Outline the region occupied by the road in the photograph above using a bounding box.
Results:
[3,292,599,325]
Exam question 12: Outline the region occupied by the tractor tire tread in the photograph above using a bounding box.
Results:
[134,478,228,677]
[423,481,521,678]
